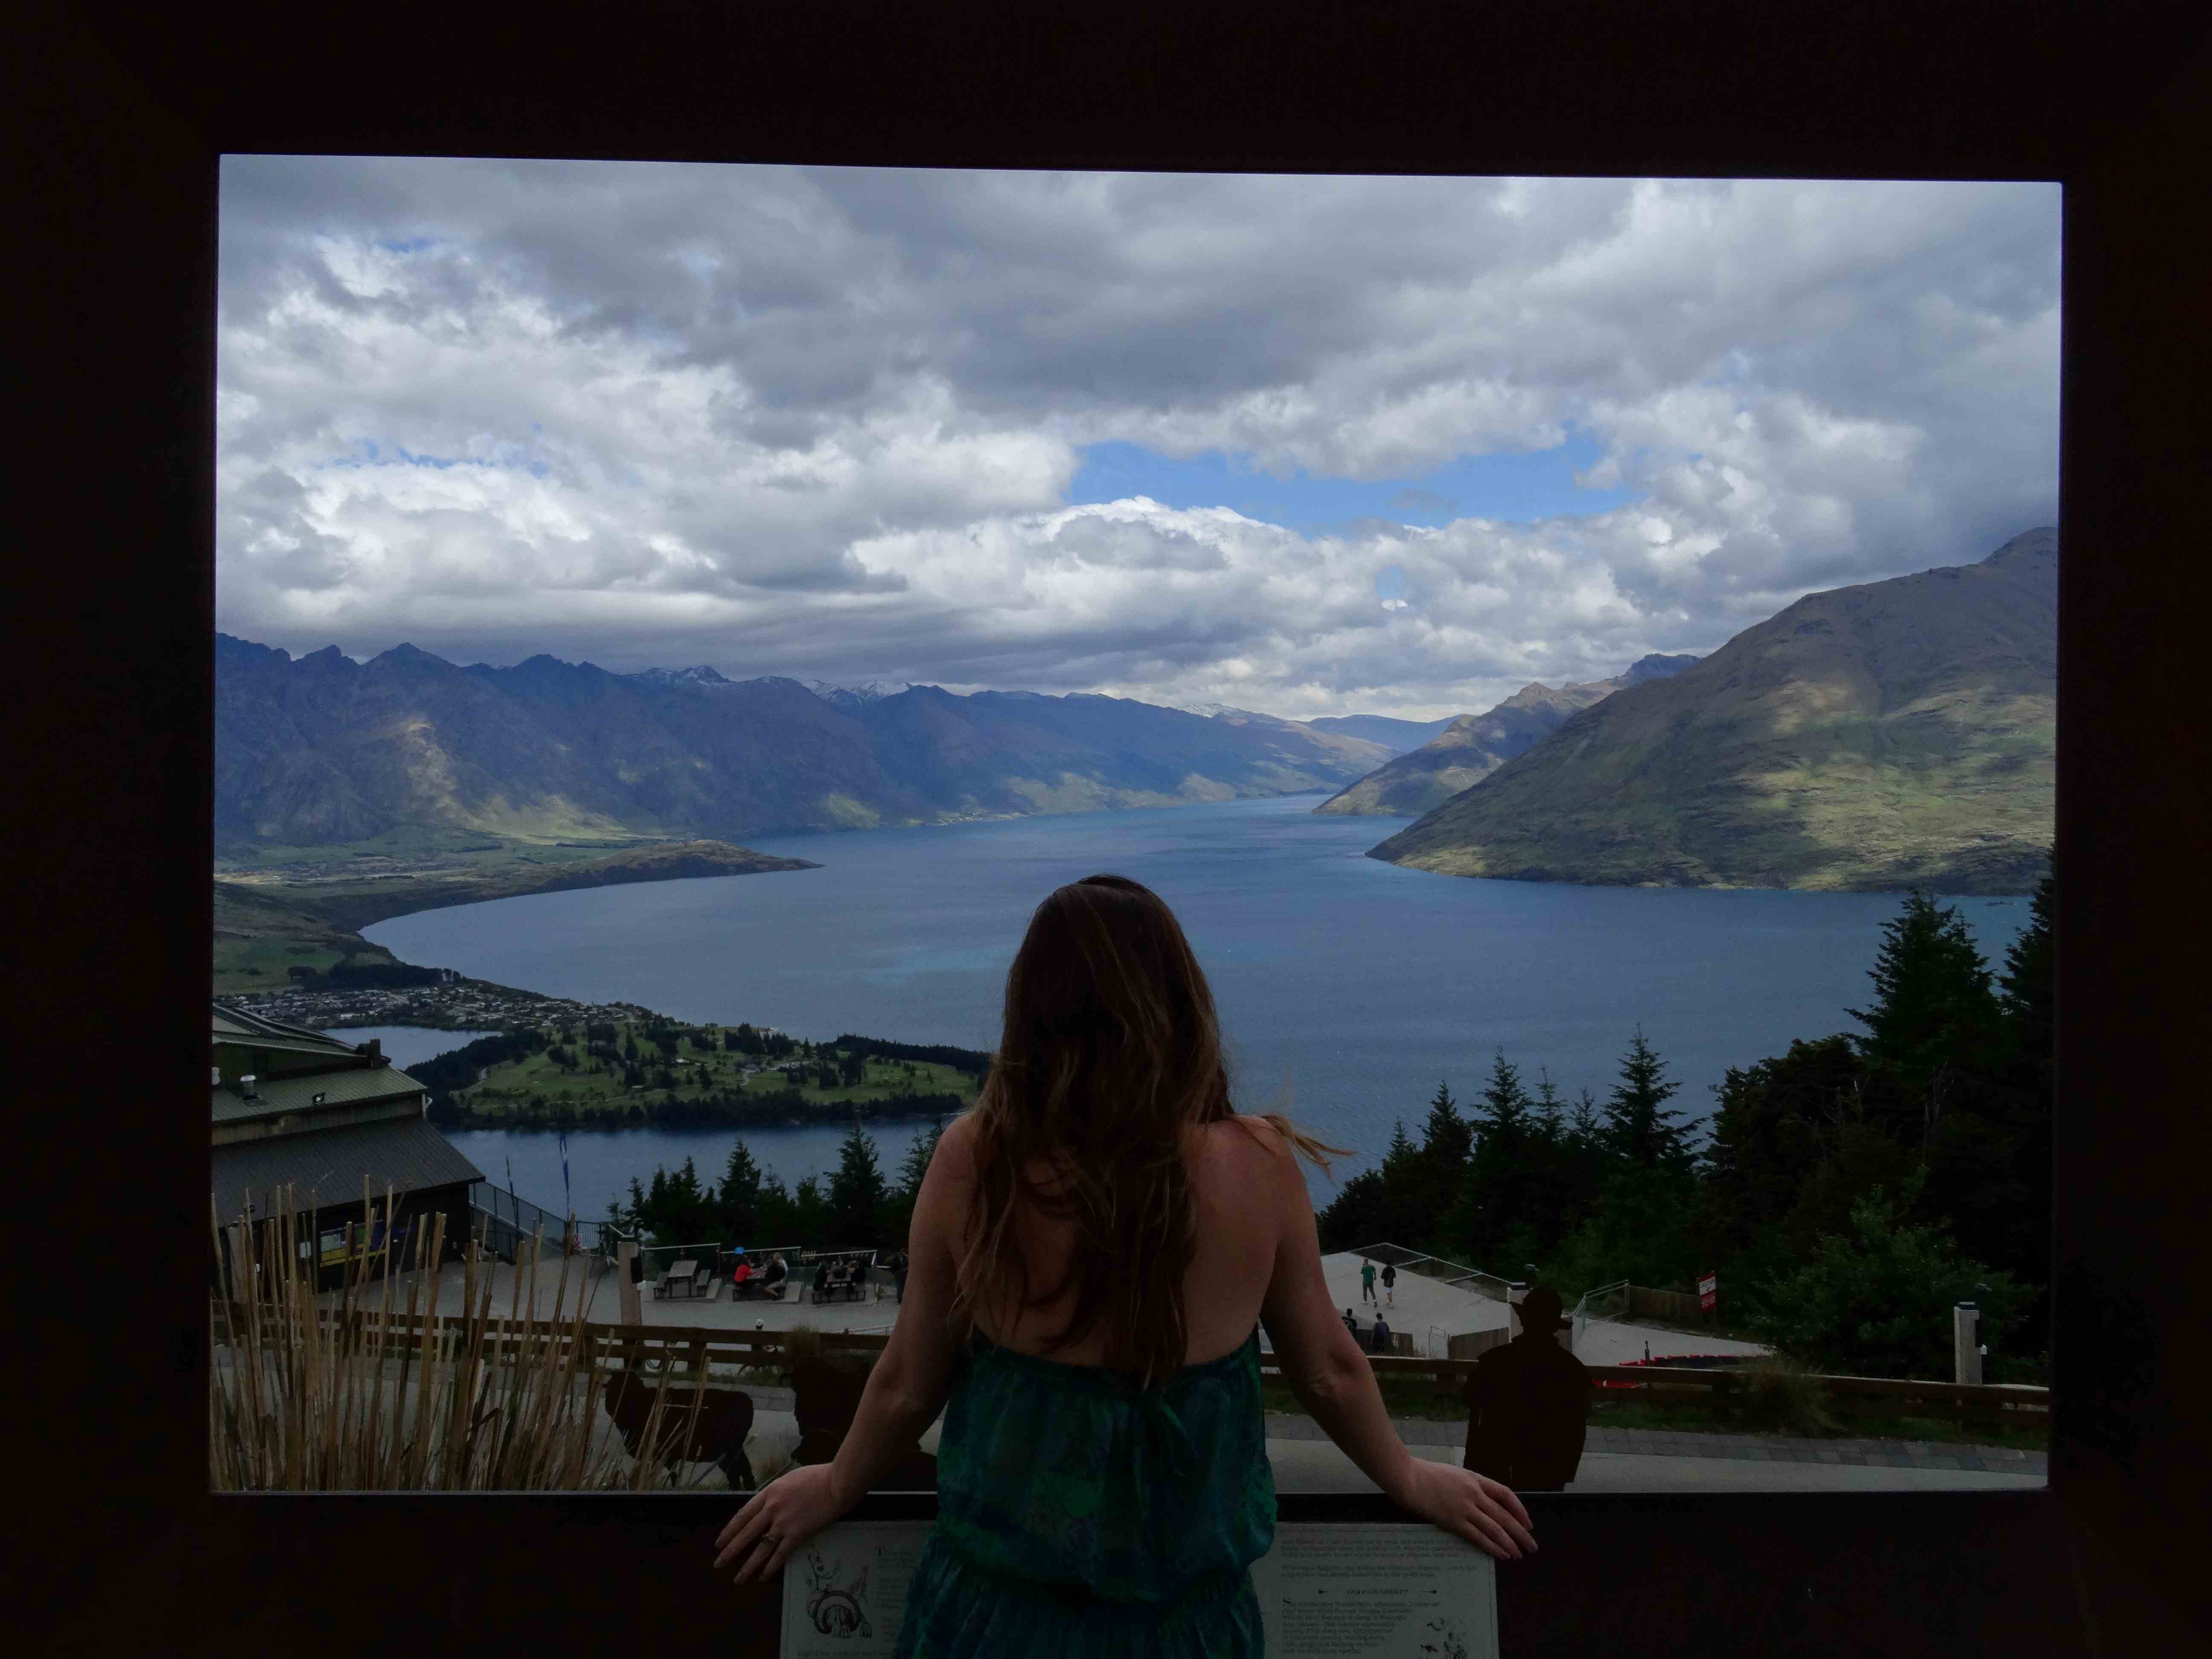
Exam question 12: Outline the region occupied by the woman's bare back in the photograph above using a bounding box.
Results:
[965,1117,1277,1371]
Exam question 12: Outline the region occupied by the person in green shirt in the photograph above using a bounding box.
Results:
[1361,1257,1377,1304]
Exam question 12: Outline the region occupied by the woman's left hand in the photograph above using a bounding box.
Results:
[712,1462,850,1586]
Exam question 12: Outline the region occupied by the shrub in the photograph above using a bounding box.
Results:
[1738,1170,2033,1381]
[1731,1355,1841,1437]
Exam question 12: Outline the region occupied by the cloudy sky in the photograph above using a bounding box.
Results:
[216,161,2059,719]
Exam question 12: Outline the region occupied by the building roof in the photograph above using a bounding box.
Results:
[210,1062,428,1125]
[212,1002,372,1061]
[211,1115,486,1220]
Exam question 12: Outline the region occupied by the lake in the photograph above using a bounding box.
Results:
[364,795,2031,1231]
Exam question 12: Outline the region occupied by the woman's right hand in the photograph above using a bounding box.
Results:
[1385,1458,1538,1561]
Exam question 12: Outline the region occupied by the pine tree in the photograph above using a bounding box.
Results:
[789,1174,830,1246]
[1361,1118,1436,1252]
[1441,1053,1537,1267]
[1380,1118,1417,1180]
[1847,889,2005,1148]
[754,1172,796,1242]
[896,1115,946,1198]
[1419,1081,1474,1177]
[883,1115,947,1249]
[1531,1067,1566,1137]
[1516,1066,1576,1262]
[1998,868,2055,1096]
[1413,1080,1474,1233]
[718,1139,764,1243]
[1604,1028,1694,1174]
[827,1119,889,1249]
[1476,1052,1534,1155]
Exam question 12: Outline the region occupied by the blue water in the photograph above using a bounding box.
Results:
[364,795,2031,1228]
[339,1026,505,1068]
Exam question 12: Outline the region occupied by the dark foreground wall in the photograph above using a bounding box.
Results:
[12,2,2210,1653]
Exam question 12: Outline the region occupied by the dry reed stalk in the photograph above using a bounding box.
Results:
[210,1184,717,1490]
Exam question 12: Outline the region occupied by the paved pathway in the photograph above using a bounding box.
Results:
[1321,1251,1773,1365]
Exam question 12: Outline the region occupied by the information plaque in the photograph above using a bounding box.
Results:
[781,1521,1499,1658]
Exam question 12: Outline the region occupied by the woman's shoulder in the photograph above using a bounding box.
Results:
[1217,1113,1287,1157]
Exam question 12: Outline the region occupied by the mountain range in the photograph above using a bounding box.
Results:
[1368,527,2058,892]
[1314,655,1701,818]
[1300,713,1461,754]
[213,639,1393,851]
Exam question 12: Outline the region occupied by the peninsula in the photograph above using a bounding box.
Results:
[213,837,818,995]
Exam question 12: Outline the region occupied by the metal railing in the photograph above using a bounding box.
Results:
[1571,1279,1631,1355]
[469,1182,614,1263]
[1346,1242,1519,1304]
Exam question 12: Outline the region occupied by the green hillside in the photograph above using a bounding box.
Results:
[1370,529,2056,892]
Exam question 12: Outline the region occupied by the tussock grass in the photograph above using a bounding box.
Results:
[210,1181,736,1490]
[1733,1354,1842,1437]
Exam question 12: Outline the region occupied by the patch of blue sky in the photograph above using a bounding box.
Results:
[318,439,549,477]
[1067,427,1637,535]
[374,236,442,254]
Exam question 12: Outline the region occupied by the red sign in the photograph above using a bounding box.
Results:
[1698,1270,1718,1312]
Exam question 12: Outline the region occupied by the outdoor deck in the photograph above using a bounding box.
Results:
[320,1247,1772,1364]
[315,1250,904,1336]
[271,1249,2047,1497]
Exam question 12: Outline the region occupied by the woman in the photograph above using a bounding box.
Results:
[713,876,1536,1653]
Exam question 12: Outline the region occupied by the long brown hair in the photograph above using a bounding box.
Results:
[949,874,1351,1392]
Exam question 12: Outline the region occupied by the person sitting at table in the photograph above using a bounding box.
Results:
[830,1259,851,1298]
[763,1252,789,1297]
[812,1259,831,1301]
[733,1257,755,1297]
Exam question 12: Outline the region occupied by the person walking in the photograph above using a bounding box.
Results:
[714,874,1537,1652]
[1381,1262,1396,1308]
[1360,1257,1378,1304]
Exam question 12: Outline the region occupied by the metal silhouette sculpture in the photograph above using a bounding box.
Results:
[1459,1283,1588,1490]
[601,1370,756,1490]
[790,1353,938,1490]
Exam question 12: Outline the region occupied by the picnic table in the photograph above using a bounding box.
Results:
[661,1259,700,1299]
[809,1266,868,1304]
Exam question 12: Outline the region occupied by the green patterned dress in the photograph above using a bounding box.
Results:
[891,1324,1277,1658]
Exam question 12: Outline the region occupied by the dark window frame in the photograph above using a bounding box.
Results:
[20,1,2210,1651]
